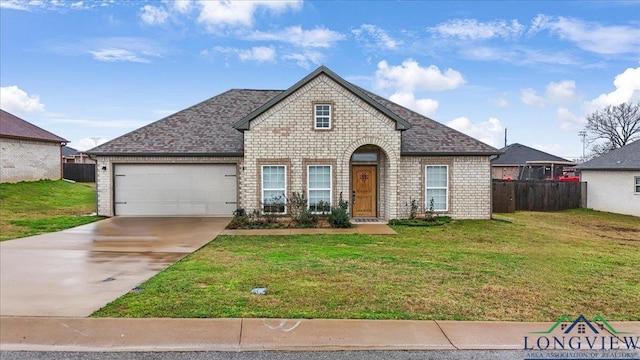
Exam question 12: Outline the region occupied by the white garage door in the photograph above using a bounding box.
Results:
[114,164,237,216]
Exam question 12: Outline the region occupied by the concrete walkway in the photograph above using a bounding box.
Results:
[1,317,639,352]
[221,223,397,235]
[0,217,230,317]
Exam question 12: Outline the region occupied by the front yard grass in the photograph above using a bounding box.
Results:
[92,209,640,321]
[0,180,102,241]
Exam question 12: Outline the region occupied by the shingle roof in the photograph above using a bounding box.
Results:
[491,143,572,165]
[576,140,640,170]
[88,89,282,156]
[62,146,79,157]
[0,109,67,143]
[88,67,500,156]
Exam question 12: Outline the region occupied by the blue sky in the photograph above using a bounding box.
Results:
[1,0,639,159]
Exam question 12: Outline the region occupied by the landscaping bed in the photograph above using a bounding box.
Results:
[92,209,640,321]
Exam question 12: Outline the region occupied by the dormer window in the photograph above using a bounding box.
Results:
[314,104,331,129]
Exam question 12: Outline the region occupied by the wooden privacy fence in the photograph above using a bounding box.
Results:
[492,180,586,213]
[63,163,95,182]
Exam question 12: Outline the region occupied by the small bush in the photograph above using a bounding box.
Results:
[296,210,319,228]
[328,207,351,228]
[388,216,451,226]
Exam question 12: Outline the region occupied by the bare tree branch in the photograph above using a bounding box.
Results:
[585,101,640,155]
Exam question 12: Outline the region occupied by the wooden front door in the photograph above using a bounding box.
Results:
[352,165,376,217]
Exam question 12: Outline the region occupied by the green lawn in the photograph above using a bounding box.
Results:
[92,209,640,321]
[0,180,102,241]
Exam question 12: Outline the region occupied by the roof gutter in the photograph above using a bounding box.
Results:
[85,152,244,157]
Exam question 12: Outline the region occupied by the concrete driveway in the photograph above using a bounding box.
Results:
[0,217,230,317]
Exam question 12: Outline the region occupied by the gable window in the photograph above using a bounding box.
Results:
[425,165,448,211]
[308,165,332,212]
[262,165,286,214]
[314,104,331,129]
[636,177,640,193]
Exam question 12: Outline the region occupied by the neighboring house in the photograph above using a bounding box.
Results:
[0,109,68,183]
[491,143,575,180]
[87,66,500,220]
[576,140,639,217]
[62,146,95,164]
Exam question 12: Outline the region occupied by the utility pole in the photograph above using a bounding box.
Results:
[578,131,587,163]
[504,128,507,148]
[91,137,100,147]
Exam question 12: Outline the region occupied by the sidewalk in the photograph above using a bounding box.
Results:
[2,317,639,352]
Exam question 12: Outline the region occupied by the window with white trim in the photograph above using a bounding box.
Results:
[308,165,332,212]
[635,176,640,193]
[425,165,448,211]
[314,104,331,129]
[262,165,286,214]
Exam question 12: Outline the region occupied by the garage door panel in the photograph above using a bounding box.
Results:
[114,164,237,216]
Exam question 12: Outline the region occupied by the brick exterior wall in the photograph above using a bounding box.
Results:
[94,156,242,216]
[0,137,62,183]
[241,74,402,219]
[399,156,492,219]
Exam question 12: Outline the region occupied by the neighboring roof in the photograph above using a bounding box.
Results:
[576,140,640,170]
[0,109,67,143]
[62,146,79,157]
[89,66,500,156]
[491,143,572,165]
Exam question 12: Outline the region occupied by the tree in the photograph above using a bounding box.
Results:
[585,101,640,156]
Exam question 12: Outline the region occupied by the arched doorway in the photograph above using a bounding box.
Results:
[349,145,390,220]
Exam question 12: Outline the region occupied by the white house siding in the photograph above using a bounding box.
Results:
[241,74,402,219]
[581,170,640,217]
[399,156,492,219]
[0,137,62,183]
[95,156,242,216]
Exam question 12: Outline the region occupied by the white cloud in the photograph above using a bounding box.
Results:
[0,1,29,10]
[0,0,104,11]
[546,80,576,104]
[374,59,466,93]
[140,5,169,25]
[531,143,569,158]
[247,26,345,48]
[528,14,640,55]
[557,107,585,130]
[429,18,525,40]
[282,50,324,69]
[589,66,640,108]
[352,24,402,50]
[239,46,276,63]
[197,0,302,29]
[172,0,193,14]
[0,86,46,113]
[75,137,109,151]
[493,97,509,107]
[389,93,438,117]
[447,117,504,148]
[520,88,545,107]
[87,48,150,63]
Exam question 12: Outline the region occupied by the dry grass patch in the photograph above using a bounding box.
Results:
[92,209,640,321]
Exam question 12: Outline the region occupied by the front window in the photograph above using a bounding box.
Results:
[635,176,640,193]
[308,165,332,212]
[314,104,331,129]
[425,165,448,211]
[262,165,286,214]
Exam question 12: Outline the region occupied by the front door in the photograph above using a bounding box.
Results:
[352,165,376,217]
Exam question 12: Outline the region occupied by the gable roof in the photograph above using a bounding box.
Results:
[88,66,500,157]
[233,66,412,131]
[491,143,572,165]
[88,89,282,156]
[0,109,67,143]
[576,140,640,170]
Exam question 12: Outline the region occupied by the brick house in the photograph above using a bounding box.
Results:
[88,66,499,220]
[0,109,68,183]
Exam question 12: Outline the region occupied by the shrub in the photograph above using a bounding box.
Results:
[328,192,352,228]
[296,210,319,228]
